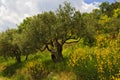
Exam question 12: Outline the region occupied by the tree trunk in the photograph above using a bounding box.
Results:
[25,54,28,61]
[16,55,21,63]
[51,50,64,62]
[47,39,64,62]
[51,52,57,62]
[57,42,64,61]
[51,39,64,62]
[13,44,21,63]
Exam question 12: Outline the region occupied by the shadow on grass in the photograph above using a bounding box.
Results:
[2,62,25,77]
[43,57,70,72]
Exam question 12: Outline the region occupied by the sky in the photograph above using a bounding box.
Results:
[0,0,116,32]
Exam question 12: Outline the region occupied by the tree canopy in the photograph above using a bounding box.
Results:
[0,1,120,63]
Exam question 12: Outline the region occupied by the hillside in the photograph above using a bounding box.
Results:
[0,1,120,80]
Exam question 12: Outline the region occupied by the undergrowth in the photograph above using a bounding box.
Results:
[0,35,120,80]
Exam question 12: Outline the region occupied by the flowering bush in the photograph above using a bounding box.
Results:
[26,60,49,80]
[68,35,120,80]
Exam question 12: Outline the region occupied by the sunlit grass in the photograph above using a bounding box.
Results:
[0,34,120,80]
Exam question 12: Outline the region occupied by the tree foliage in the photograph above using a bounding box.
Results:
[0,1,120,63]
[0,29,21,62]
[16,2,86,62]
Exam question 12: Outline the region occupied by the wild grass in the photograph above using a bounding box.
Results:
[0,35,120,80]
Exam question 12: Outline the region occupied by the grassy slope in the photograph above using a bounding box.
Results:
[0,43,76,80]
[0,40,120,80]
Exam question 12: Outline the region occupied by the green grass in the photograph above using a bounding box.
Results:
[0,44,75,80]
[0,40,120,80]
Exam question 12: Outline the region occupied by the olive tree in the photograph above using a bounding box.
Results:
[18,2,85,62]
[0,29,21,63]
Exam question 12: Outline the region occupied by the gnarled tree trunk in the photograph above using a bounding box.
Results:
[47,39,64,62]
[51,48,63,62]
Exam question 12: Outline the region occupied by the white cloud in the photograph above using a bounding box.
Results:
[0,0,100,32]
[72,0,100,13]
[117,0,120,2]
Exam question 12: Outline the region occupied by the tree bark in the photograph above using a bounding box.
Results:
[51,50,63,62]
[25,54,28,61]
[49,39,64,62]
[56,41,64,61]
[13,44,21,63]
[15,55,21,63]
